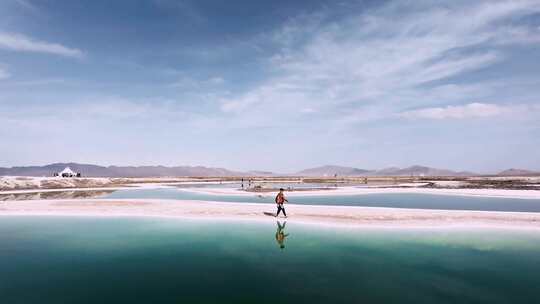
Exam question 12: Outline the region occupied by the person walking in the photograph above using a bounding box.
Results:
[275,188,288,218]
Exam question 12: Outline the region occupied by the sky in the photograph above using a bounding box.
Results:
[1,0,539,173]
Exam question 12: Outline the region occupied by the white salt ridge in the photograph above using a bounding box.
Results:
[1,199,540,229]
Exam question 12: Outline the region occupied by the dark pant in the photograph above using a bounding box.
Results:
[276,204,286,217]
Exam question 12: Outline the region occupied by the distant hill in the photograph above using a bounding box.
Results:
[374,165,476,177]
[6,162,531,178]
[497,168,540,176]
[372,167,401,175]
[295,165,476,177]
[248,170,275,176]
[0,163,246,177]
[295,165,372,177]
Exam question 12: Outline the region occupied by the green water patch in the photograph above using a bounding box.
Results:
[1,217,539,303]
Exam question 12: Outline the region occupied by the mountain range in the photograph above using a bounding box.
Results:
[0,163,538,177]
[0,163,243,178]
[496,168,540,176]
[294,165,477,177]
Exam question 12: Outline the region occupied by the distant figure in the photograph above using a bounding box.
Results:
[275,221,289,250]
[275,188,288,218]
[241,178,244,189]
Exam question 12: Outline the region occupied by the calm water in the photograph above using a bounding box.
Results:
[174,182,351,189]
[0,217,539,303]
[3,186,540,212]
[102,188,540,212]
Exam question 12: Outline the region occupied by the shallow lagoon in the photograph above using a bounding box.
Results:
[4,186,540,212]
[1,217,540,303]
[104,188,540,212]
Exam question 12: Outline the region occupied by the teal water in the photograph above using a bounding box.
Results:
[104,188,540,212]
[1,217,540,303]
[175,182,349,189]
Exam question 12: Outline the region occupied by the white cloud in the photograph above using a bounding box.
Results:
[14,0,38,11]
[219,0,540,129]
[399,103,521,120]
[220,88,262,112]
[301,107,316,113]
[492,25,540,45]
[0,32,84,58]
[207,76,224,84]
[0,78,67,86]
[169,76,225,89]
[0,95,201,135]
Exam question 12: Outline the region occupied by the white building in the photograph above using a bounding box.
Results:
[54,167,80,178]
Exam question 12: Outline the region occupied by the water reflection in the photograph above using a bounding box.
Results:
[275,221,290,250]
[0,190,115,201]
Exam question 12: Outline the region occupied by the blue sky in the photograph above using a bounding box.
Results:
[1,0,539,173]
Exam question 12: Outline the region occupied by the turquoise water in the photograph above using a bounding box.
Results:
[1,217,539,303]
[3,185,540,212]
[175,182,349,189]
[103,188,540,212]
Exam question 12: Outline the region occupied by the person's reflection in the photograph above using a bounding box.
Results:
[275,221,290,250]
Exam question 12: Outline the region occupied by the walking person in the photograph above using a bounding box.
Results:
[275,188,288,218]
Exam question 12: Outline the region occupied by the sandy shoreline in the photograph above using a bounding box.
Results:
[1,199,540,229]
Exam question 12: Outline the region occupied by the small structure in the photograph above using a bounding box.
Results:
[53,167,81,178]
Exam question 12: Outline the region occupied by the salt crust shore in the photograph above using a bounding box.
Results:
[2,184,540,200]
[1,199,540,229]
[0,182,173,194]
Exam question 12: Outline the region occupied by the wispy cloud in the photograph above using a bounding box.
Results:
[0,78,67,86]
[0,95,192,132]
[1,0,539,171]
[168,76,225,89]
[219,0,540,129]
[13,0,38,12]
[399,103,518,120]
[0,32,84,58]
